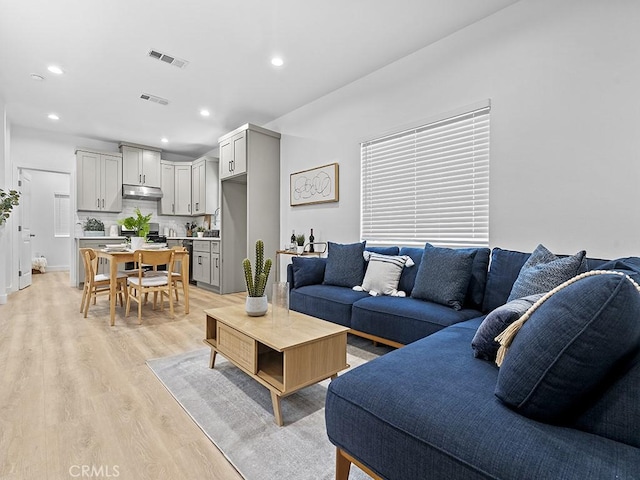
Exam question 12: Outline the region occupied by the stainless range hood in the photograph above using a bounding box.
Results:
[122,184,163,200]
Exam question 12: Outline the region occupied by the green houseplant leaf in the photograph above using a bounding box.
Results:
[117,207,152,238]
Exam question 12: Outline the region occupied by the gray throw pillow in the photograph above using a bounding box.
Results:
[471,294,543,361]
[323,241,366,287]
[507,244,586,302]
[411,245,475,310]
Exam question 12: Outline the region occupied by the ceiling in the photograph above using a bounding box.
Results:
[0,0,519,158]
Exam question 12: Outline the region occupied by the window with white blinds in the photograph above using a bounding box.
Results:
[361,105,490,248]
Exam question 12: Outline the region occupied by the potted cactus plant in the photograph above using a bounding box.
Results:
[242,239,272,316]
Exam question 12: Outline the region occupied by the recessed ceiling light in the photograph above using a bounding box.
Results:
[271,57,284,67]
[48,113,59,120]
[161,137,168,143]
[200,109,210,117]
[30,73,45,81]
[47,65,64,75]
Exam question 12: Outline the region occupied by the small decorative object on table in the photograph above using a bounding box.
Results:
[243,239,273,316]
[309,228,315,253]
[196,226,205,238]
[296,234,305,254]
[290,229,296,251]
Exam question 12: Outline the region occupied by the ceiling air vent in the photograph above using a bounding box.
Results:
[140,93,169,106]
[148,49,189,69]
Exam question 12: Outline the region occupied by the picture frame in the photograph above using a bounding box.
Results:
[290,162,339,206]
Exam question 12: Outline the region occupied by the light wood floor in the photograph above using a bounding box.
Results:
[0,271,246,480]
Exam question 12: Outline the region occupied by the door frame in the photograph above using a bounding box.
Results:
[11,166,74,293]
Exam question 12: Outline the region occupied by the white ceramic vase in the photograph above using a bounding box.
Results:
[130,236,146,251]
[245,295,268,317]
[296,245,304,254]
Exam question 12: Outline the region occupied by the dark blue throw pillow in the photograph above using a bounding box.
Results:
[291,257,326,288]
[411,244,475,310]
[495,273,640,423]
[323,241,366,288]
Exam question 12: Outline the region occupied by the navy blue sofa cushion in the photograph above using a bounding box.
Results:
[482,248,530,313]
[496,273,640,423]
[323,241,366,287]
[289,284,369,327]
[397,247,425,296]
[325,320,640,480]
[366,246,399,256]
[291,257,326,288]
[572,350,640,448]
[351,296,482,345]
[411,245,475,310]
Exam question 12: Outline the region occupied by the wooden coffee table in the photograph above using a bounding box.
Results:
[203,304,349,426]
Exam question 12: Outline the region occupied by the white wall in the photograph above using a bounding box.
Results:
[268,0,640,260]
[28,170,70,270]
[0,100,10,303]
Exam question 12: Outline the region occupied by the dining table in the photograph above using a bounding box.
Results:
[96,248,190,326]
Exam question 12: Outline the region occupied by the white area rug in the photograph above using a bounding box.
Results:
[147,336,392,480]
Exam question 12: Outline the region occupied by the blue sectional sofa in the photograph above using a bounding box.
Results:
[289,243,640,479]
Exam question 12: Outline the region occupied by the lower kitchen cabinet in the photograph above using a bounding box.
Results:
[192,239,220,289]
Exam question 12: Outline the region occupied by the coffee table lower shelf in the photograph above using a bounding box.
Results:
[203,306,349,426]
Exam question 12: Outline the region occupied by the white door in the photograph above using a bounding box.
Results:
[19,170,33,289]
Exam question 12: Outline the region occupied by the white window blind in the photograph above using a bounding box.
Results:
[54,193,70,237]
[361,106,490,248]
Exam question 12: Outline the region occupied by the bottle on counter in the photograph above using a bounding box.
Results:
[290,230,296,251]
[309,228,315,253]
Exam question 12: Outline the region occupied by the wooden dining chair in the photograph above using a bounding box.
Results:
[125,249,175,324]
[144,245,186,302]
[80,248,128,318]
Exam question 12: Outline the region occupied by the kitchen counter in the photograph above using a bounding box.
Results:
[76,236,127,240]
[168,236,220,240]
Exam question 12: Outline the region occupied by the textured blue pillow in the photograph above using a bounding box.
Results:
[507,244,586,302]
[495,273,640,423]
[291,257,326,288]
[471,293,542,361]
[411,245,475,310]
[323,241,366,287]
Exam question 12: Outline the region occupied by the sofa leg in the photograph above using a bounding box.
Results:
[336,448,351,480]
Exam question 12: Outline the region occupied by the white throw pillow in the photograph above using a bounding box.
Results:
[353,252,415,297]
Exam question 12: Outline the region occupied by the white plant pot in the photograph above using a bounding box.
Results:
[197,232,204,238]
[130,236,146,251]
[245,295,268,317]
[296,245,304,254]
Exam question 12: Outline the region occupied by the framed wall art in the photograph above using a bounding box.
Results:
[290,162,339,206]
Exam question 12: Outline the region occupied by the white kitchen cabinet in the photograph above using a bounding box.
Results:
[76,149,122,212]
[211,241,220,288]
[191,156,218,215]
[219,124,280,295]
[219,130,247,180]
[159,161,193,215]
[192,240,211,284]
[121,144,161,188]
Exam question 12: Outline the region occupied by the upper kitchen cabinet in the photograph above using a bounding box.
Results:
[120,144,161,188]
[191,156,219,215]
[159,161,192,216]
[76,149,122,212]
[219,129,247,180]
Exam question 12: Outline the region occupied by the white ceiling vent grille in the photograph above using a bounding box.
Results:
[140,93,169,106]
[148,49,189,69]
